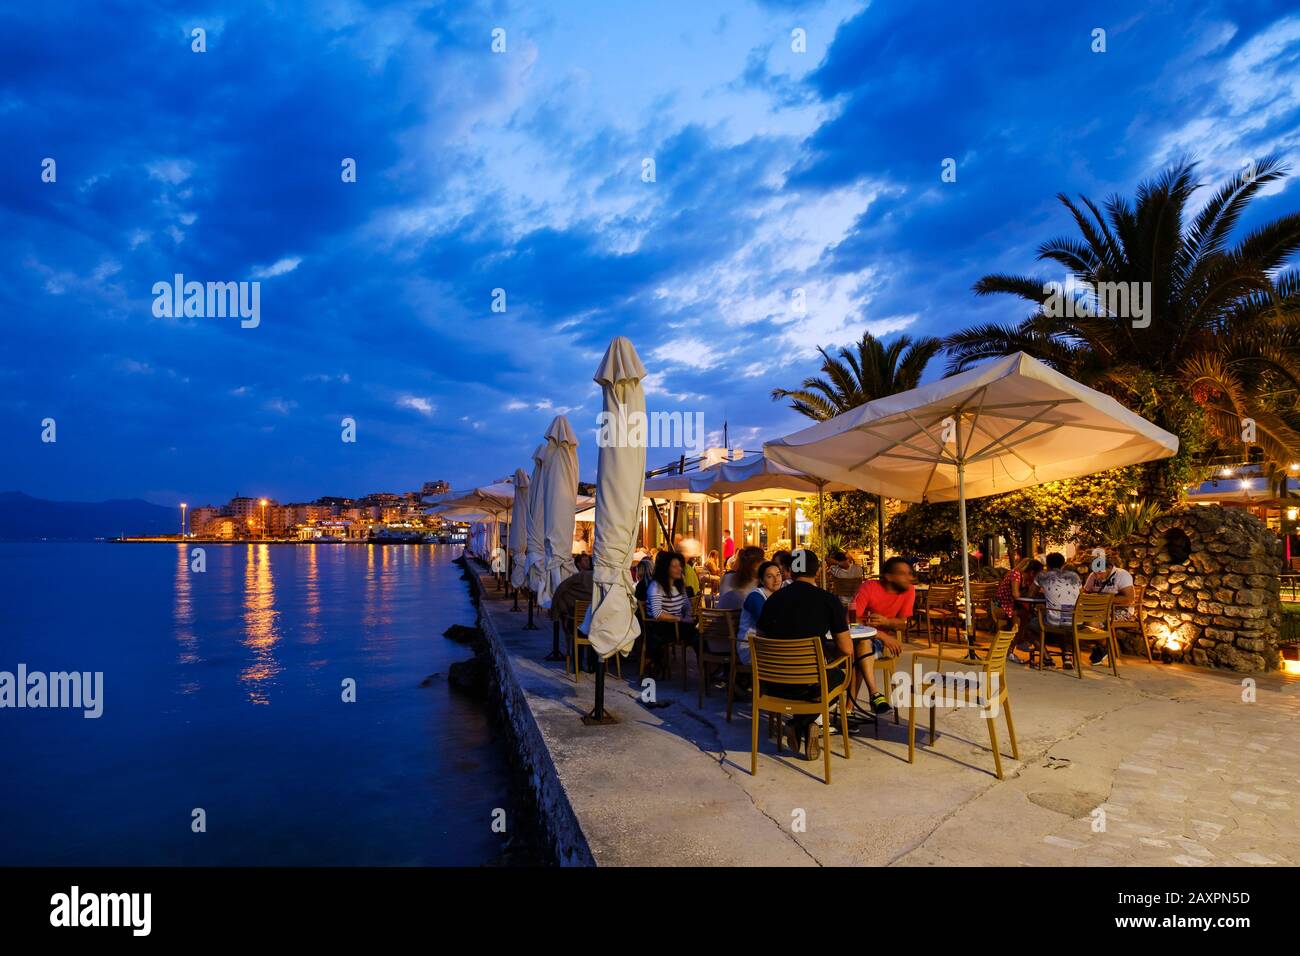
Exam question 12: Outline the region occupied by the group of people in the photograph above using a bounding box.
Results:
[994,551,1135,666]
[623,541,917,760]
[547,536,1139,763]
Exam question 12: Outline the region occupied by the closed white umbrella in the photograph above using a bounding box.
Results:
[538,416,579,609]
[525,442,548,594]
[582,337,648,662]
[508,467,530,588]
[765,352,1179,643]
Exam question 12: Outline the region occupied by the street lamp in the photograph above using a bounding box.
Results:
[259,498,269,538]
[180,502,187,537]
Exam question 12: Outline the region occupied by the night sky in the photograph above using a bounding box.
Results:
[3,1,1298,505]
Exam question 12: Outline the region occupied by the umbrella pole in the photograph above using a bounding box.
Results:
[818,483,825,587]
[546,616,564,661]
[956,456,978,660]
[510,554,520,611]
[525,588,539,630]
[582,655,618,725]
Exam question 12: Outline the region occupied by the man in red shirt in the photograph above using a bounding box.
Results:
[721,529,735,563]
[850,556,913,712]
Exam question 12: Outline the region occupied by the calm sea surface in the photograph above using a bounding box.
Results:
[0,542,530,865]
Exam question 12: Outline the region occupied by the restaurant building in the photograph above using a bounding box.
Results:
[638,448,813,555]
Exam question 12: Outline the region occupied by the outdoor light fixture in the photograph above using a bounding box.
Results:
[1220,467,1233,477]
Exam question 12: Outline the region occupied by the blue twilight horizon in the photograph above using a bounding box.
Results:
[2,1,1299,506]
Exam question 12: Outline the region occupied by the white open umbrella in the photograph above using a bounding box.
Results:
[764,352,1179,642]
[583,337,648,663]
[538,416,579,609]
[508,467,530,588]
[525,442,549,594]
[643,452,854,561]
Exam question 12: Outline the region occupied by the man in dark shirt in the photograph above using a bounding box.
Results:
[756,549,853,759]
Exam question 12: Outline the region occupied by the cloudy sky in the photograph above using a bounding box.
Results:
[3,0,1299,505]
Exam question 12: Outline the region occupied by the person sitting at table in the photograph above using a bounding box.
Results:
[1029,551,1081,668]
[551,564,594,623]
[827,548,862,579]
[737,560,784,669]
[772,549,794,585]
[682,553,701,597]
[704,549,722,576]
[755,549,855,761]
[996,557,1042,661]
[850,556,910,714]
[633,556,654,605]
[645,551,698,676]
[719,545,764,599]
[1082,551,1134,663]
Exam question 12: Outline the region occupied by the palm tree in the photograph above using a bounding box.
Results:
[773,331,944,571]
[945,157,1300,496]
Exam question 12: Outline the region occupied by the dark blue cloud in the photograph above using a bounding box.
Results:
[1,0,1297,504]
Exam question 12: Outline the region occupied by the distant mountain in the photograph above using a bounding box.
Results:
[0,492,178,540]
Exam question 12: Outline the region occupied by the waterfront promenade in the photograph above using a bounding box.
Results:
[468,565,1300,867]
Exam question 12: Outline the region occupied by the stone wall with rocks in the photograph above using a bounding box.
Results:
[1115,504,1282,672]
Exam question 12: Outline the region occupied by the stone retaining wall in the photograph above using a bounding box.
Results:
[464,560,596,865]
[1116,504,1282,672]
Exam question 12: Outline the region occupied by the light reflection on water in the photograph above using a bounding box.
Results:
[2,541,523,865]
[240,543,281,704]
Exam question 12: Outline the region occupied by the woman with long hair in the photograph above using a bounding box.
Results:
[644,550,697,675]
[719,545,764,600]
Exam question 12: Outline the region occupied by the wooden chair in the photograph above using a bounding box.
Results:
[923,584,962,646]
[968,582,999,635]
[1110,584,1151,663]
[828,575,862,622]
[636,599,689,687]
[566,599,622,681]
[908,622,1020,780]
[749,636,850,785]
[1035,593,1117,678]
[908,586,930,637]
[696,607,745,719]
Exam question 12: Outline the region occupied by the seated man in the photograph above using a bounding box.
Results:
[850,556,911,713]
[1082,551,1134,663]
[550,566,594,626]
[826,548,862,579]
[755,550,854,761]
[1029,552,1082,667]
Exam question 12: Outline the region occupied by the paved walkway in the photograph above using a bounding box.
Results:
[473,572,1300,866]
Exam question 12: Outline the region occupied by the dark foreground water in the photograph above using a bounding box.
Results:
[0,542,536,865]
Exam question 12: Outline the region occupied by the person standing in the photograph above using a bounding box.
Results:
[722,529,735,563]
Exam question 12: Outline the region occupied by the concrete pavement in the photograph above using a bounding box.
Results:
[471,570,1300,867]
